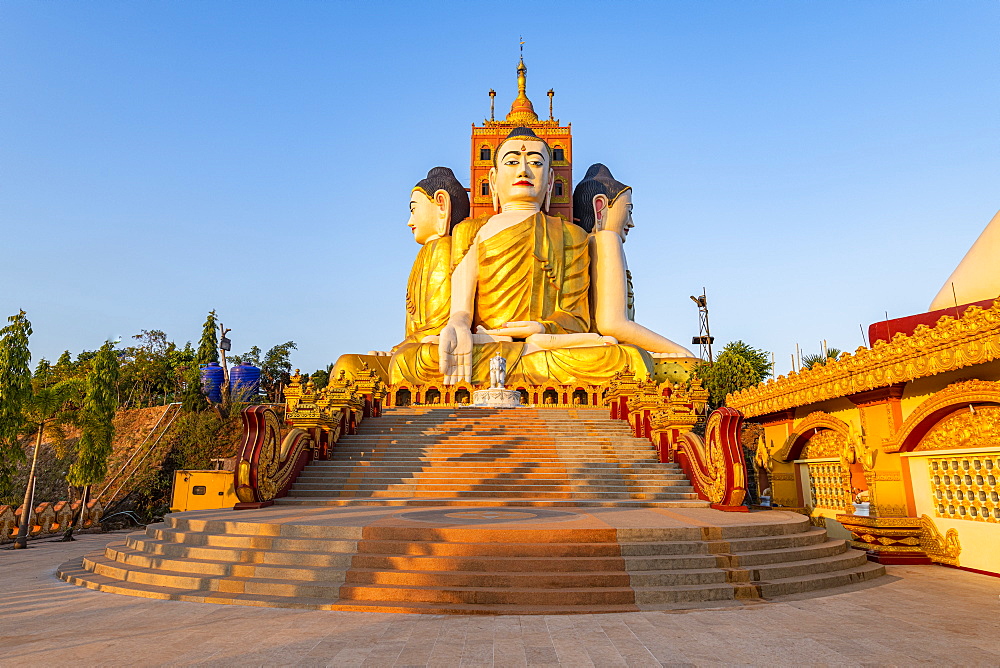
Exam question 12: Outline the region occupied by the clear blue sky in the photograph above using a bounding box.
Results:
[2,1,998,375]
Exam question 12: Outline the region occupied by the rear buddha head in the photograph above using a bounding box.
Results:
[489,126,554,212]
[409,167,471,245]
[572,163,633,241]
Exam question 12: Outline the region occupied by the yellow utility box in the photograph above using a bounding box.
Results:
[170,470,238,512]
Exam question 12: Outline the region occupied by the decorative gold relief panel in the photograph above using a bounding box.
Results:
[800,429,846,459]
[806,462,847,511]
[728,300,1000,417]
[928,454,1000,523]
[915,405,1000,452]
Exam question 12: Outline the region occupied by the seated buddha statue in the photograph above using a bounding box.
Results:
[573,163,694,358]
[389,167,470,385]
[436,127,649,386]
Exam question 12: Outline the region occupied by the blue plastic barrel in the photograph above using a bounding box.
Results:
[229,363,261,403]
[199,362,225,403]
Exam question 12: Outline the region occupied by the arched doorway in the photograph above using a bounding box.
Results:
[426,388,442,405]
[394,388,411,407]
[572,388,588,405]
[455,388,471,404]
[542,388,558,405]
[516,387,528,405]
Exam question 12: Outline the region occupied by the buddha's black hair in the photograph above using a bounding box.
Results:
[494,126,552,165]
[571,163,630,233]
[413,166,470,231]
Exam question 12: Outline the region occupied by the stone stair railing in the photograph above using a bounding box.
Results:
[233,366,386,509]
[0,500,104,543]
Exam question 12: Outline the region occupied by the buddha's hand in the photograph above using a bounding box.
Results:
[439,323,473,384]
[480,321,545,338]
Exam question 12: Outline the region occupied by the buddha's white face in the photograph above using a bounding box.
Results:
[603,189,634,242]
[408,190,441,245]
[490,139,552,209]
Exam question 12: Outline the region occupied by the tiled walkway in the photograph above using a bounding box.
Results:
[2,533,997,666]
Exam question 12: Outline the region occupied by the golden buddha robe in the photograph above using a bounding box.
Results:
[403,236,451,343]
[391,212,652,387]
[470,212,590,334]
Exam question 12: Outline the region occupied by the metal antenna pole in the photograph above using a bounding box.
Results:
[689,288,714,363]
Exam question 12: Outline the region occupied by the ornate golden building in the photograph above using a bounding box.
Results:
[470,58,573,221]
[730,298,1000,575]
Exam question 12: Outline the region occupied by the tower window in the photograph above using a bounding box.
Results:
[479,147,491,161]
[554,181,564,196]
[480,181,490,196]
[552,148,565,161]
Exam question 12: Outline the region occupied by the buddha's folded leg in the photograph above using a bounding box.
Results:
[390,342,525,386]
[512,344,653,386]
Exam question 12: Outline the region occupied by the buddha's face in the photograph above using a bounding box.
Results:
[603,189,634,242]
[490,139,552,209]
[408,189,444,245]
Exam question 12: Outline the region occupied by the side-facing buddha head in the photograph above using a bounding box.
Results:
[489,126,554,212]
[572,163,634,242]
[408,166,470,245]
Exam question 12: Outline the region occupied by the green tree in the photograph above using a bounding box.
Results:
[195,310,219,365]
[14,377,85,547]
[802,347,843,370]
[0,311,33,506]
[719,340,772,381]
[310,364,332,390]
[261,342,297,402]
[182,311,219,412]
[697,340,773,407]
[120,330,176,408]
[66,340,120,539]
[33,358,53,388]
[229,345,261,368]
[53,350,75,381]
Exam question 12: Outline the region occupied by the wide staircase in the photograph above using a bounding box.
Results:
[59,406,886,613]
[279,407,707,508]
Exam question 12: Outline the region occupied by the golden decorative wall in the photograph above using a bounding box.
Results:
[806,461,847,511]
[928,455,1000,523]
[729,299,1000,418]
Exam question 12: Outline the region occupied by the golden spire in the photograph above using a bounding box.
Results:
[505,55,538,124]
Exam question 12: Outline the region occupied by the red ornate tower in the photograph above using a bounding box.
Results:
[470,58,573,221]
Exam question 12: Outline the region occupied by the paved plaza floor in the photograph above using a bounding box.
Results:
[2,532,998,667]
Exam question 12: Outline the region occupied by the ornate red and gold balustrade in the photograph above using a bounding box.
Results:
[233,368,383,509]
[604,367,747,511]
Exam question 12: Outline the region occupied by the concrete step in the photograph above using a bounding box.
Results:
[295,471,689,481]
[284,490,700,500]
[274,497,711,508]
[290,481,695,492]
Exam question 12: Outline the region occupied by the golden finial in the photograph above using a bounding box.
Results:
[506,39,538,124]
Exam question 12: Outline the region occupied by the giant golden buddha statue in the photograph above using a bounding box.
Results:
[335,63,699,393]
[389,127,654,387]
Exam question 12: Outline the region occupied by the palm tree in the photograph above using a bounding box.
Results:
[802,348,843,370]
[13,379,83,548]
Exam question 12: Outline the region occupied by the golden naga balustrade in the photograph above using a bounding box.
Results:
[233,368,384,509]
[603,367,747,510]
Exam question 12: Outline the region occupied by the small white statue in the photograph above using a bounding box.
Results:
[489,353,507,389]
